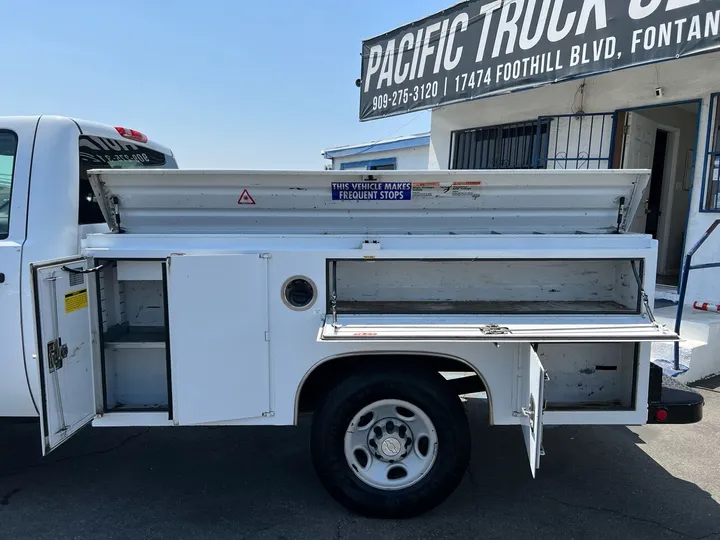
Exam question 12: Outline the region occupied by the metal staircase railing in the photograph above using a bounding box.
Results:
[674,219,720,371]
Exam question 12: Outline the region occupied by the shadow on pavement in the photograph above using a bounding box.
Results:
[691,374,720,391]
[0,397,718,540]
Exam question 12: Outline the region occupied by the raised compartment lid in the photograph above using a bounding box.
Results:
[87,169,649,235]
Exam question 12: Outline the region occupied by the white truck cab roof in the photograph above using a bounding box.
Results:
[0,115,174,157]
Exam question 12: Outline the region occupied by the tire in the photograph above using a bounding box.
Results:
[310,368,470,518]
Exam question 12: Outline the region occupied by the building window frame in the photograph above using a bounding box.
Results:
[541,113,616,170]
[339,157,397,170]
[700,92,720,212]
[450,119,551,170]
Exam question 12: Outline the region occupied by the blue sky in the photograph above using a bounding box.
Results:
[0,1,448,169]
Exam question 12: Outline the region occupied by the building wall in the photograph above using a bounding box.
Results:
[429,53,720,305]
[331,145,429,170]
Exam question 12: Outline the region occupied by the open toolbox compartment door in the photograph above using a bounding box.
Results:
[319,315,680,343]
[31,257,97,455]
[521,346,546,477]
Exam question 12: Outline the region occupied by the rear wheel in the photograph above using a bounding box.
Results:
[310,369,470,518]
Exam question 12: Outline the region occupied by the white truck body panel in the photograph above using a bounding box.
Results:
[166,253,271,424]
[74,232,662,431]
[19,168,675,458]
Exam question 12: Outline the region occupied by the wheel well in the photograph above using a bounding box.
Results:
[296,354,487,417]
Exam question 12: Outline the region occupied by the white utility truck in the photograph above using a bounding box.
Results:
[19,164,708,517]
[0,116,177,419]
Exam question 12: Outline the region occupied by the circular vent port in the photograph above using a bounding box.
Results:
[283,277,316,310]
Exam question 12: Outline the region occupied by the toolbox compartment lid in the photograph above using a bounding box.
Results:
[87,169,650,235]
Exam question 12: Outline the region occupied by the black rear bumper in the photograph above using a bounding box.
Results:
[647,363,704,425]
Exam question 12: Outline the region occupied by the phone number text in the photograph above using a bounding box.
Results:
[371,81,440,112]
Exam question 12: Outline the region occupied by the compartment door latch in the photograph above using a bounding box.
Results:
[47,338,68,372]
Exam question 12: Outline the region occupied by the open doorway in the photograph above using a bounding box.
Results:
[614,101,701,289]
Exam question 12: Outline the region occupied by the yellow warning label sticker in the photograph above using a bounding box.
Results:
[64,289,88,314]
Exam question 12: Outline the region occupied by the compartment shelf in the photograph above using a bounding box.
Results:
[108,403,168,412]
[105,325,166,349]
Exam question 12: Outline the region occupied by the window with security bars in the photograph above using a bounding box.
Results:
[544,113,615,169]
[703,93,720,211]
[451,120,551,170]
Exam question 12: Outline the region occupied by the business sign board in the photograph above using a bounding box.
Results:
[359,0,720,121]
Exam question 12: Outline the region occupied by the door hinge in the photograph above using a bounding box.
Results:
[262,411,275,417]
[331,292,338,328]
[264,331,269,342]
[260,253,272,259]
[111,196,122,231]
[629,260,658,324]
[616,196,626,233]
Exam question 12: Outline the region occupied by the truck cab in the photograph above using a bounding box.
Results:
[0,116,177,418]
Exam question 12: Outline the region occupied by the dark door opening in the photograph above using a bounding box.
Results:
[646,129,668,239]
[615,101,702,290]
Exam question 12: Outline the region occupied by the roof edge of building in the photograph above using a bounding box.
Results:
[322,132,430,159]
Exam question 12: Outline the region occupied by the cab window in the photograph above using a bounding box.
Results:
[0,131,18,239]
[78,135,178,225]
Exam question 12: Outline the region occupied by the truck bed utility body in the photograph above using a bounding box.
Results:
[27,168,702,517]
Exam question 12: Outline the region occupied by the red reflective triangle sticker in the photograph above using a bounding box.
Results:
[237,189,256,205]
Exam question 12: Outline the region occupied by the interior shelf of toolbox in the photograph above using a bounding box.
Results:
[107,403,169,412]
[104,324,166,349]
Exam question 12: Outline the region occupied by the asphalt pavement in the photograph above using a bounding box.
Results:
[1,378,719,540]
